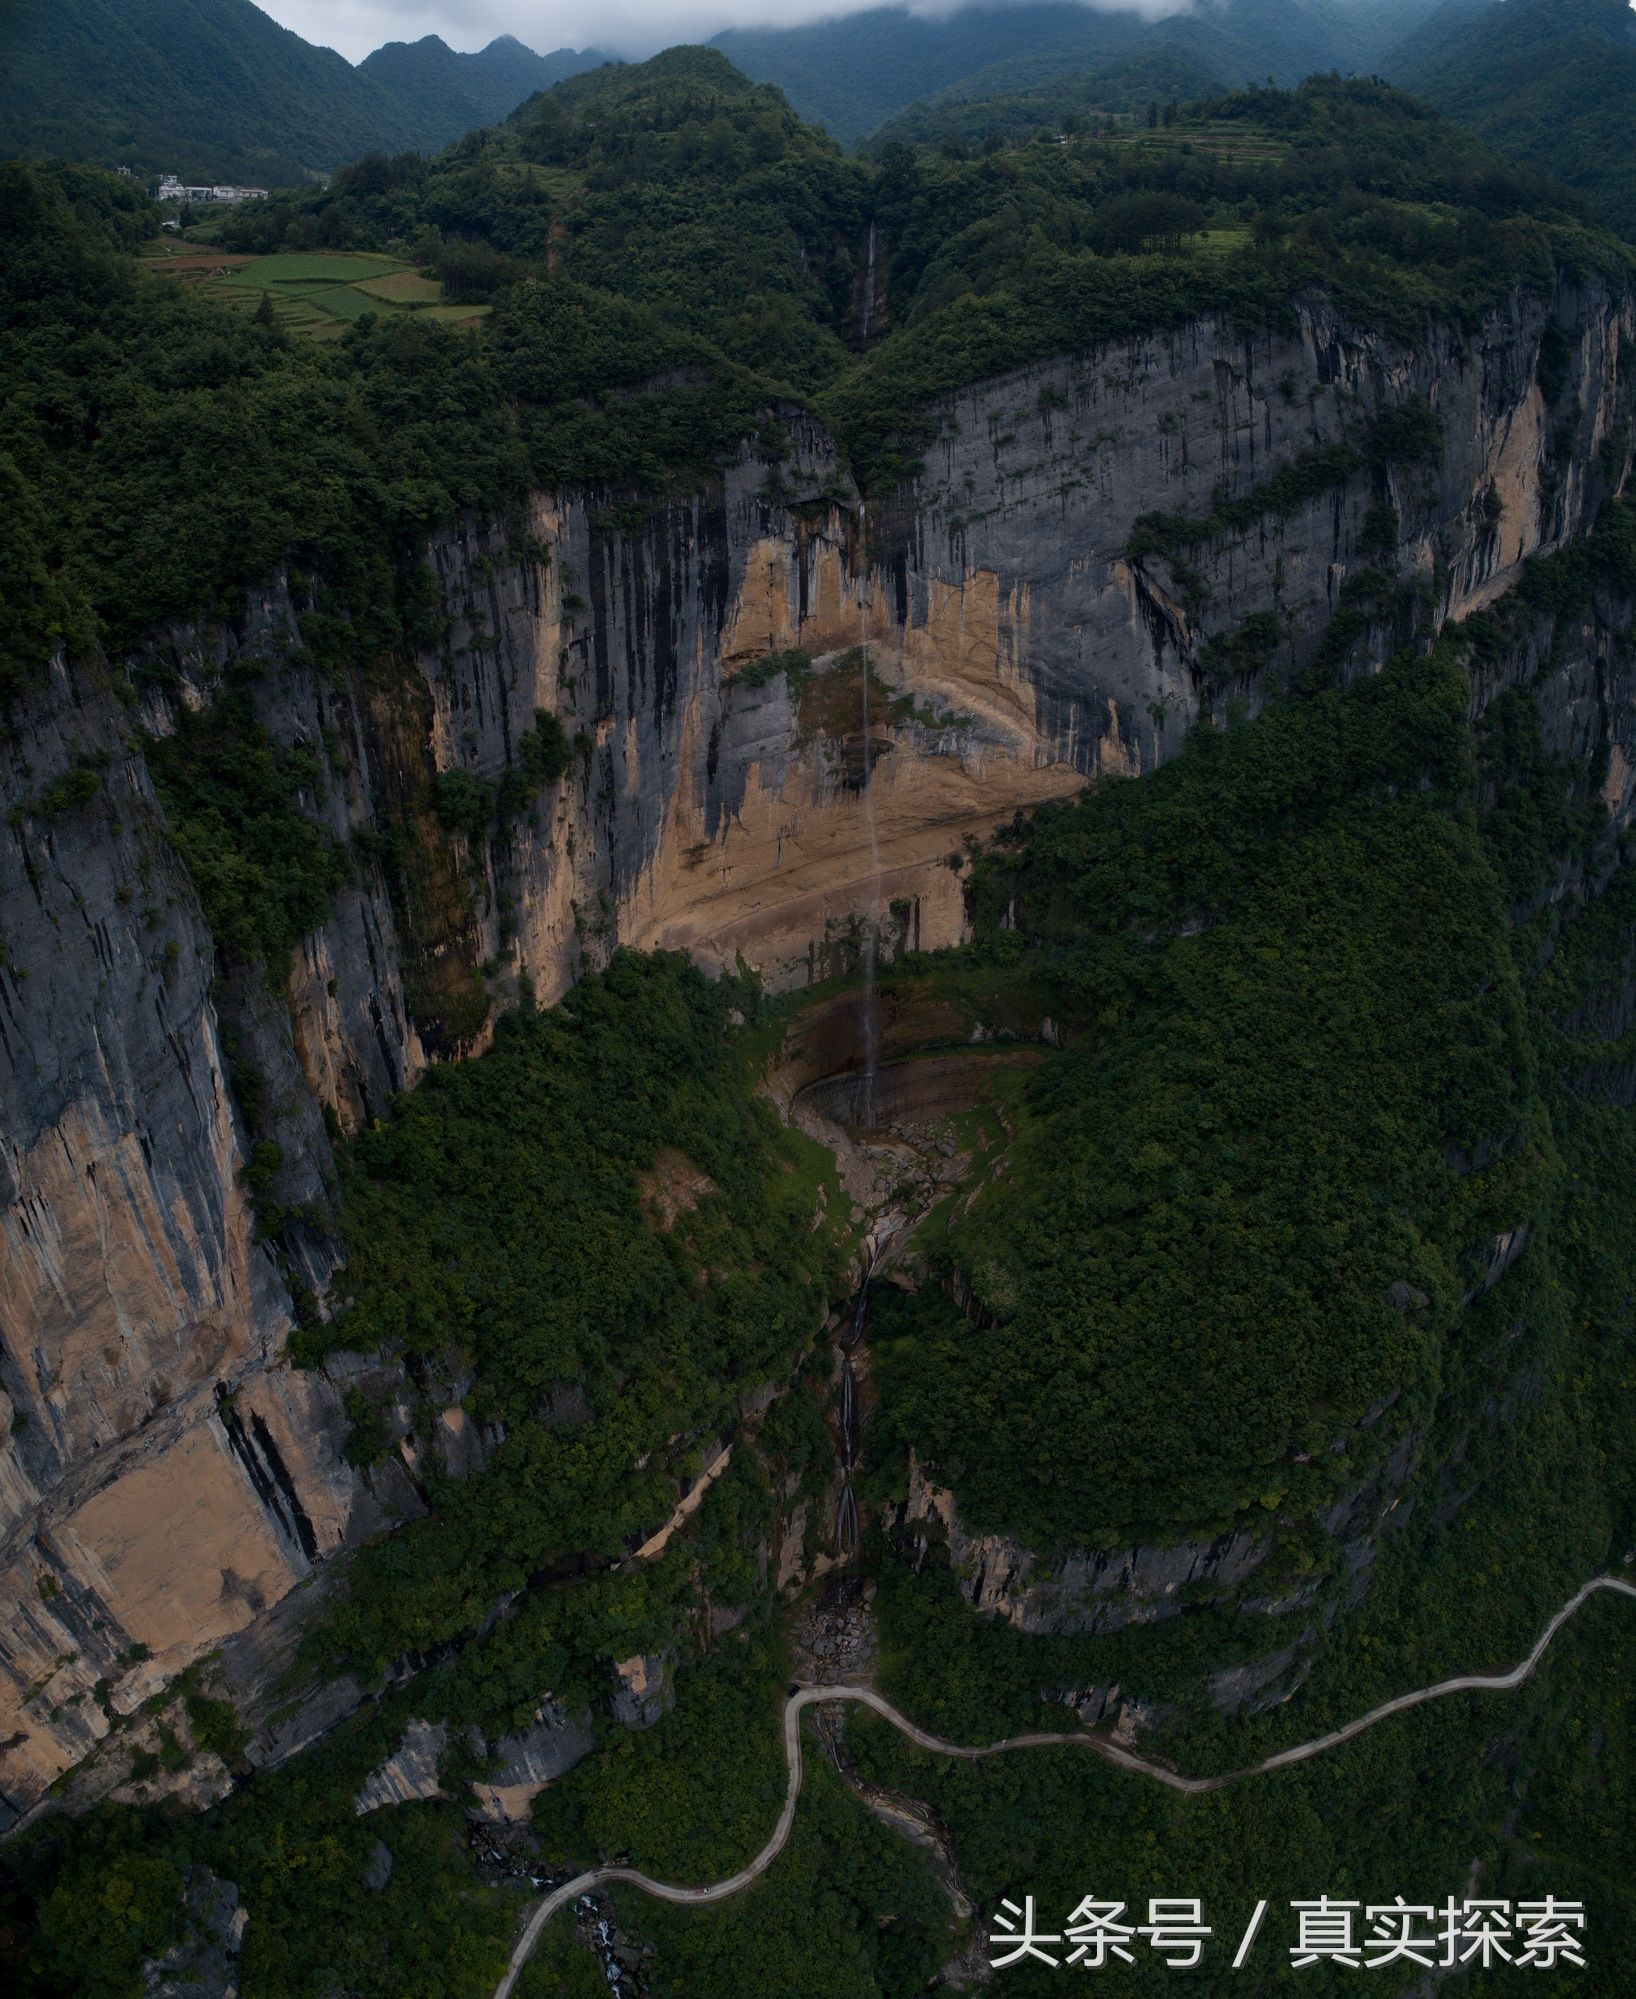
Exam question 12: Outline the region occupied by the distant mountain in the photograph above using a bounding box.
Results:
[1386,0,1564,75]
[709,0,1448,144]
[0,0,605,188]
[358,34,604,140]
[713,3,1142,141]
[870,46,1229,150]
[1387,0,1636,239]
[1326,0,1475,68]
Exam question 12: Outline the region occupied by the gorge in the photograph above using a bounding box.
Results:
[5,264,1632,1822]
[5,49,1636,1998]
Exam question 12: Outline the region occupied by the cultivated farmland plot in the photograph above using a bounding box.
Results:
[140,246,491,338]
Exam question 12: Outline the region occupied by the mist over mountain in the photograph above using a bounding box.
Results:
[708,0,1446,142]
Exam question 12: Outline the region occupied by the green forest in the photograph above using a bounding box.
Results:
[875,647,1531,1545]
[307,948,847,1673]
[1392,0,1636,242]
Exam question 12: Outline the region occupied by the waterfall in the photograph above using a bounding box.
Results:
[835,1471,860,1563]
[833,1248,876,1560]
[859,221,878,346]
[856,504,881,1129]
[840,1357,857,1463]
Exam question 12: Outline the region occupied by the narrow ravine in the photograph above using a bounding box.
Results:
[491,1575,1636,1997]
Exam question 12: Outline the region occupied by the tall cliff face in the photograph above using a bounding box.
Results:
[378,277,1636,1013]
[0,657,409,1828]
[2,282,1632,1824]
[865,280,1630,760]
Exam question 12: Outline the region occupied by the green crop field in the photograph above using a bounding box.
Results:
[209,284,327,320]
[505,161,585,200]
[182,250,482,340]
[215,275,353,298]
[354,270,443,304]
[310,283,400,322]
[1193,225,1254,255]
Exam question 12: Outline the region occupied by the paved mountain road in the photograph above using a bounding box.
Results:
[493,1573,1636,1997]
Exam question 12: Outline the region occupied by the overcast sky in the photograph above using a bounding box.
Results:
[254,0,1185,65]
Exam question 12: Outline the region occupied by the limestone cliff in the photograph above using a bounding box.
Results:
[888,1429,1416,1702]
[3,279,1633,1823]
[389,278,1636,1011]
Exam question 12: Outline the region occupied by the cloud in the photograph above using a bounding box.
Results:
[257,0,1191,66]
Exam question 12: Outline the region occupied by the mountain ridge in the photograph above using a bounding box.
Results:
[0,0,607,187]
[708,0,1447,142]
[357,32,606,145]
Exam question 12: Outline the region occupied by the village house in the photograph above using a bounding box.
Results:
[155,174,268,204]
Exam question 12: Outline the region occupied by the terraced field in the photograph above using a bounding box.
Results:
[139,246,492,340]
[1109,119,1287,163]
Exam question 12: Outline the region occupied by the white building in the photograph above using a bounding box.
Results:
[155,175,267,204]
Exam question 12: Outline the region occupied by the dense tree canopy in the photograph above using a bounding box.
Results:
[872,648,1539,1545]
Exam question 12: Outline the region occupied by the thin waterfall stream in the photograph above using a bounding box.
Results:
[828,500,892,1558]
[856,504,881,1129]
[833,1246,876,1561]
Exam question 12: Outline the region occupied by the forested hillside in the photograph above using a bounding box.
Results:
[1388,0,1636,240]
[851,499,1636,1987]
[0,0,605,186]
[868,47,1229,152]
[356,35,603,146]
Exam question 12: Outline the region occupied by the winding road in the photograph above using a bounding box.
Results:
[492,1573,1636,1997]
